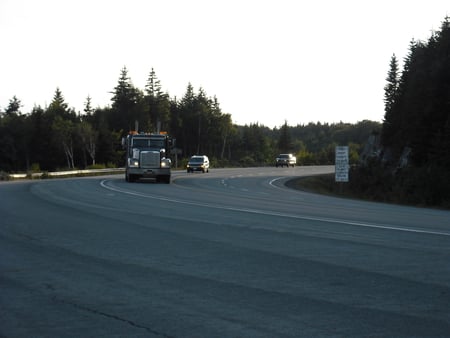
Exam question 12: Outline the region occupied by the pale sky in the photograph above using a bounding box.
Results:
[1,0,448,127]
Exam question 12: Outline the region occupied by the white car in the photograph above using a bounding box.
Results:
[276,153,296,167]
[187,155,210,173]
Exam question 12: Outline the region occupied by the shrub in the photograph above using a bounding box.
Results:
[87,164,106,170]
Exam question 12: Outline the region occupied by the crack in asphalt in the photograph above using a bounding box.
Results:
[52,296,175,338]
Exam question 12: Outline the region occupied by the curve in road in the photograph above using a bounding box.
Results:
[1,166,450,337]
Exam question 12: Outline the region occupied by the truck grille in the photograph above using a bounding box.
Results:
[140,151,160,168]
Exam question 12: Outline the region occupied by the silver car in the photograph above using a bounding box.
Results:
[187,155,210,173]
[276,153,296,167]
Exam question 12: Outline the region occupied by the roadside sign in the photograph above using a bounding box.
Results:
[335,146,349,182]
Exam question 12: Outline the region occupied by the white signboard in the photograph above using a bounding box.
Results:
[335,146,349,182]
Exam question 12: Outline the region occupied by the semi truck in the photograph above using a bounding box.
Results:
[122,131,173,183]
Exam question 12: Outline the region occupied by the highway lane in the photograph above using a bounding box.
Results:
[1,166,450,337]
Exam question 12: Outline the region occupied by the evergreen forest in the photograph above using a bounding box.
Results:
[350,16,450,207]
[0,68,379,174]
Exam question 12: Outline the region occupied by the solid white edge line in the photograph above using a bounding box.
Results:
[100,179,450,237]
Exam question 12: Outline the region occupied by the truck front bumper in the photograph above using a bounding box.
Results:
[127,167,170,178]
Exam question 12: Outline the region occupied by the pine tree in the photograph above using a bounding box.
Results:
[110,67,144,132]
[0,96,27,171]
[145,68,170,132]
[178,83,197,156]
[4,96,22,116]
[46,88,76,121]
[381,54,400,151]
[111,67,135,108]
[278,120,292,153]
[383,54,399,116]
[84,95,94,116]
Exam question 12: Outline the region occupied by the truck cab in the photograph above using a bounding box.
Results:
[123,132,172,183]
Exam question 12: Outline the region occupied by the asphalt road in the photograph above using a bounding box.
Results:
[1,166,450,337]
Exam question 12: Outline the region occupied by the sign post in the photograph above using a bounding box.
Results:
[335,146,349,183]
[172,147,182,169]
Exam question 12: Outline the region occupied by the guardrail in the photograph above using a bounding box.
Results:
[7,168,125,180]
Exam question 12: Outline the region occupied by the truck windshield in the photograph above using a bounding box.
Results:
[132,138,164,149]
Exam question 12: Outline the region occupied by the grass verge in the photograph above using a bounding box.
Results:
[285,174,360,200]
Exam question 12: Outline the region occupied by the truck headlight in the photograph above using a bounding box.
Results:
[161,158,171,168]
[128,158,139,167]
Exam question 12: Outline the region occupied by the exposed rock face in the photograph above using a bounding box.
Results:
[359,134,381,165]
[359,134,411,169]
[398,147,412,169]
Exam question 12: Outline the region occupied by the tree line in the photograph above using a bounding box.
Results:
[0,67,380,175]
[350,16,450,207]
